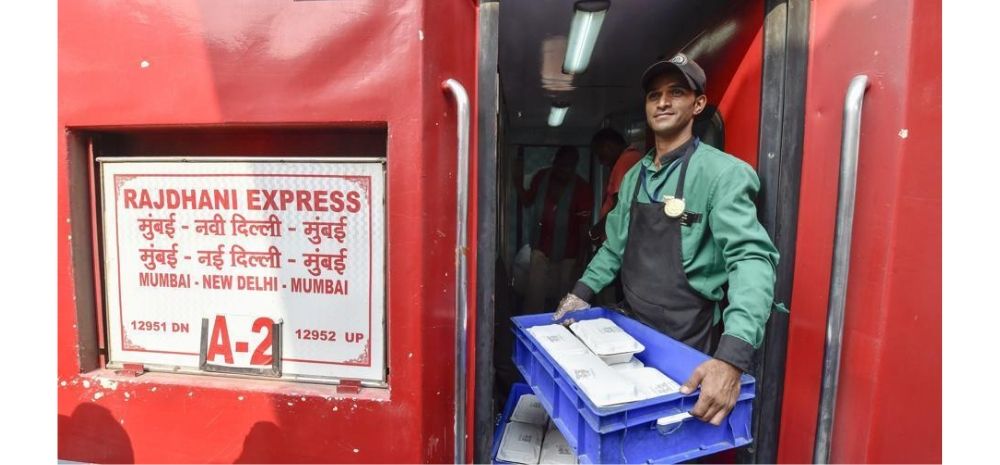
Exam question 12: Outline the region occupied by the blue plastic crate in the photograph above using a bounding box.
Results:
[511,308,755,464]
[491,382,539,464]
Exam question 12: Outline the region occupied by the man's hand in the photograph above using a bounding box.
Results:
[552,293,590,320]
[588,218,607,249]
[679,358,742,426]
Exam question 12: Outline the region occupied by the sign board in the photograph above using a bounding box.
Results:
[99,159,386,383]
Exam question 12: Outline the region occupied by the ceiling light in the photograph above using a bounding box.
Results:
[563,0,610,74]
[548,105,570,127]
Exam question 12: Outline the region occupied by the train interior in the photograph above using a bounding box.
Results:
[490,0,771,435]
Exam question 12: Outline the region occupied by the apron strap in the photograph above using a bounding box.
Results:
[673,140,698,199]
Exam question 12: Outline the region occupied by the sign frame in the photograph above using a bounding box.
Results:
[96,156,388,387]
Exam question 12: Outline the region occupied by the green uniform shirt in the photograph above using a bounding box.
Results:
[576,141,780,357]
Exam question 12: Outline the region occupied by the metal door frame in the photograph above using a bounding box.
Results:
[743,0,810,462]
[473,1,500,463]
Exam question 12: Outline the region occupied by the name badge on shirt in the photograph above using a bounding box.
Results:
[663,195,686,218]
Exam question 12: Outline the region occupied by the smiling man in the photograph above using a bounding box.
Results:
[553,54,781,426]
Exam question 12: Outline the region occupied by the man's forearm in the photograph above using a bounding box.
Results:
[713,257,776,372]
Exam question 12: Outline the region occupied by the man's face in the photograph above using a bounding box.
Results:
[644,70,706,137]
[552,149,578,178]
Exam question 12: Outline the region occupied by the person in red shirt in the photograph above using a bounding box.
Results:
[589,128,642,247]
[518,145,593,313]
[587,128,642,306]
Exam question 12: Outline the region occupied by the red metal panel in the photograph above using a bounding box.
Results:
[777,0,941,462]
[714,24,764,169]
[58,1,478,462]
[706,1,764,168]
[864,1,941,461]
[419,0,480,461]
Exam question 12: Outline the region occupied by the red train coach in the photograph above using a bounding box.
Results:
[57,0,940,463]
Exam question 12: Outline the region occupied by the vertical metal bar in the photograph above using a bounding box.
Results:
[473,1,500,463]
[813,74,870,464]
[87,136,109,367]
[443,78,471,465]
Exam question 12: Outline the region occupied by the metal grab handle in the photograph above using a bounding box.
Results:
[442,78,471,465]
[813,74,870,464]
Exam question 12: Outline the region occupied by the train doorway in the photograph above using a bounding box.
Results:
[475,0,807,462]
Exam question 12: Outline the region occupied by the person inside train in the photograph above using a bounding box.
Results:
[554,54,781,426]
[588,127,643,248]
[518,145,593,314]
[588,127,643,306]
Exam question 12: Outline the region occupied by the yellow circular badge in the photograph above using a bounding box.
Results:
[663,196,686,218]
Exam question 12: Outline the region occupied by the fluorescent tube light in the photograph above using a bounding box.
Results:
[563,1,610,74]
[548,105,569,127]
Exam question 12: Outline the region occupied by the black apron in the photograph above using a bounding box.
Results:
[620,146,722,354]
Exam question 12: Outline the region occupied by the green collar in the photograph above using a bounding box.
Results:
[640,136,700,172]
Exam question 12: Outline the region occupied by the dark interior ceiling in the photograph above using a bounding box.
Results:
[498,0,756,143]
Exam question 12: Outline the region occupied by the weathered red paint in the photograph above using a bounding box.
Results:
[777,0,941,462]
[704,0,764,169]
[58,0,477,462]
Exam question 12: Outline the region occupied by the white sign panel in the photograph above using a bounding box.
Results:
[99,159,386,382]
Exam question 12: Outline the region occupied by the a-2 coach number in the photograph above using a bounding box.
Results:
[205,315,275,366]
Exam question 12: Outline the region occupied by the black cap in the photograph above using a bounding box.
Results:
[640,53,707,94]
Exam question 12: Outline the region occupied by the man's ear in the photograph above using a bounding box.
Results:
[693,94,708,115]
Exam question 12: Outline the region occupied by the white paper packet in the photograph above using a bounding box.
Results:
[527,324,590,359]
[539,425,577,464]
[497,421,544,464]
[568,318,645,357]
[619,367,681,400]
[557,352,640,407]
[510,393,549,426]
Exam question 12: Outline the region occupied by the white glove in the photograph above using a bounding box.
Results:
[553,293,590,320]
